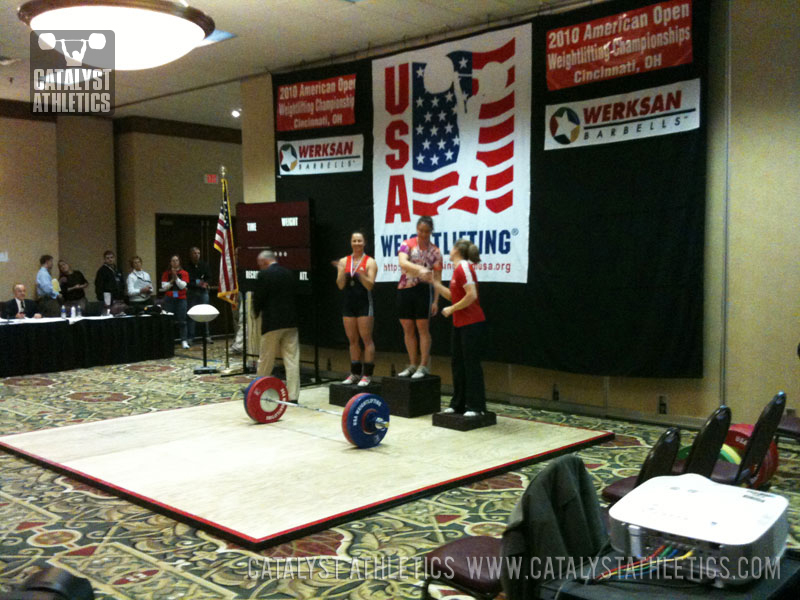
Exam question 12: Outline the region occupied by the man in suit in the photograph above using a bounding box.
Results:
[2,284,42,319]
[252,249,300,403]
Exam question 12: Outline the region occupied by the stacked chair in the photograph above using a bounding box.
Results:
[422,392,787,599]
[600,426,682,504]
[710,392,786,488]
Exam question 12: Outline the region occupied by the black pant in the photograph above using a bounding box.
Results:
[449,320,487,413]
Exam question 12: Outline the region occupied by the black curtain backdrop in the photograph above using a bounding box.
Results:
[275,0,709,378]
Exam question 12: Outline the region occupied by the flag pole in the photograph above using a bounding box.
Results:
[216,164,243,377]
[221,165,231,372]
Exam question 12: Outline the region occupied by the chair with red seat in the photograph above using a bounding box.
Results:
[601,426,681,504]
[422,455,605,600]
[422,536,503,600]
[711,391,786,488]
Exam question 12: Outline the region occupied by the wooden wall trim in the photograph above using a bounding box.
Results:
[0,99,57,122]
[113,116,242,144]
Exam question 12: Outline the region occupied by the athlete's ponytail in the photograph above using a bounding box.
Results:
[453,239,481,263]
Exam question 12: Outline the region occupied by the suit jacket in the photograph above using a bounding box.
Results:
[253,263,298,334]
[501,455,608,599]
[2,298,39,319]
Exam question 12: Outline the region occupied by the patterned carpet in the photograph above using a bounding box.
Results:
[1,347,798,599]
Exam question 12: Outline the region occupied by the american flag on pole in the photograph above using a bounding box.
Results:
[372,24,531,284]
[214,176,239,309]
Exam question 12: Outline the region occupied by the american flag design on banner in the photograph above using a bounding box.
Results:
[214,176,239,308]
[411,40,517,216]
[372,24,531,283]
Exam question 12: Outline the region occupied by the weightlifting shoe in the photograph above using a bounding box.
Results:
[464,410,481,418]
[357,376,371,387]
[411,365,429,379]
[341,374,359,385]
[397,365,417,377]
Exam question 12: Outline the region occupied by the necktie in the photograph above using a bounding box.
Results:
[20,300,25,313]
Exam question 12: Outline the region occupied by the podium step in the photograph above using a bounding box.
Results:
[380,375,441,418]
[329,381,383,407]
[432,411,497,431]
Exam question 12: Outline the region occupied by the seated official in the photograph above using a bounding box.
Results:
[2,284,42,319]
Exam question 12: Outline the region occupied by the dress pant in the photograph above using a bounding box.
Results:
[257,327,300,401]
[186,290,210,340]
[449,320,487,413]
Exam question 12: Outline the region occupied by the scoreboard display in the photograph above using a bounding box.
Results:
[235,200,312,293]
[236,201,310,249]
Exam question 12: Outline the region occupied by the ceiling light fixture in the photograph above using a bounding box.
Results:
[231,108,241,118]
[18,0,215,70]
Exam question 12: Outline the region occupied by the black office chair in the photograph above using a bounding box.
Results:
[671,405,732,476]
[601,426,681,504]
[711,392,786,488]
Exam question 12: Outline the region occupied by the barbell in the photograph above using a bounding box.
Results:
[38,32,106,51]
[242,376,389,449]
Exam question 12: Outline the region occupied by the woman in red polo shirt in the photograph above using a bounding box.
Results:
[431,238,487,417]
[161,254,190,349]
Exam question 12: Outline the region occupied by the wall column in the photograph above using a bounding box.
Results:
[241,74,275,204]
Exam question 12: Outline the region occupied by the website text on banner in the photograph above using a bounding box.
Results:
[372,24,532,284]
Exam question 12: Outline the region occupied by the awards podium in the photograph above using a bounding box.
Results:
[432,411,497,431]
[329,380,383,407]
[329,374,441,418]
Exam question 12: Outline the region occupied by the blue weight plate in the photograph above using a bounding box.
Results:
[243,376,288,424]
[341,393,389,449]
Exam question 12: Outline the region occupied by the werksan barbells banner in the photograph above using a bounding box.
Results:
[372,24,532,283]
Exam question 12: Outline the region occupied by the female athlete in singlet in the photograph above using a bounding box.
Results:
[335,231,377,386]
[397,216,443,378]
[432,239,487,416]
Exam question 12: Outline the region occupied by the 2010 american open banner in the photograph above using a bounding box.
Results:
[372,24,532,283]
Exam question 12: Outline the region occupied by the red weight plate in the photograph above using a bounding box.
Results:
[244,376,289,424]
[341,393,371,445]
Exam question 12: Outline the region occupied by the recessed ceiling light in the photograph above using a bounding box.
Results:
[231,108,241,118]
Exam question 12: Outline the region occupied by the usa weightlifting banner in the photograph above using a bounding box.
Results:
[372,24,532,283]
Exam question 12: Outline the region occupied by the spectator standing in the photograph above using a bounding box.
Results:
[186,246,213,343]
[94,250,125,308]
[57,259,88,314]
[161,254,190,349]
[36,254,61,317]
